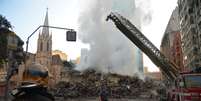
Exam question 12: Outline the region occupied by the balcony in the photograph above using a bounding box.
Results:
[187,0,194,7]
[188,6,194,14]
[186,24,196,36]
[198,17,201,26]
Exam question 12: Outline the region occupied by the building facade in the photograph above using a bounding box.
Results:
[112,0,144,73]
[52,50,68,61]
[160,7,184,71]
[172,32,184,71]
[18,10,63,87]
[49,55,63,87]
[36,10,52,71]
[178,0,201,70]
[36,10,63,87]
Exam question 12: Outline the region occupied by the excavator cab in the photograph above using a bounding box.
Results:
[11,63,54,101]
[21,63,49,87]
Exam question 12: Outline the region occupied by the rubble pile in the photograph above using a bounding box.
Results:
[51,69,159,98]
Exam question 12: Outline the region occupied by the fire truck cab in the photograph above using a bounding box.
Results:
[167,73,201,101]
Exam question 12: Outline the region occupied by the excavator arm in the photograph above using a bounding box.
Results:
[106,12,179,82]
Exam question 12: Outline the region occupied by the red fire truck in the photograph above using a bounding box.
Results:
[167,72,201,101]
[106,12,201,101]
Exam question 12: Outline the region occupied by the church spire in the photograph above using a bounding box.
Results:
[42,8,49,36]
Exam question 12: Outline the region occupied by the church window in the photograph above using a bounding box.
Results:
[47,42,49,51]
[40,42,43,51]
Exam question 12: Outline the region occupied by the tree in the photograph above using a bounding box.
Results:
[63,60,75,70]
[0,14,12,29]
[0,15,24,64]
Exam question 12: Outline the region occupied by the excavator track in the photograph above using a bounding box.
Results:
[106,12,179,82]
[11,84,54,101]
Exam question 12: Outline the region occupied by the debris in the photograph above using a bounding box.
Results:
[51,69,161,99]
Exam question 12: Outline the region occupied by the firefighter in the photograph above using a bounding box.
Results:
[99,82,108,101]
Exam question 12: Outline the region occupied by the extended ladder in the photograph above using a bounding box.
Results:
[106,12,179,82]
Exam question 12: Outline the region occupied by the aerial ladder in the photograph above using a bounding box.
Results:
[106,12,180,82]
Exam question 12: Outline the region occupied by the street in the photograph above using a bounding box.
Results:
[55,97,159,101]
[0,95,160,101]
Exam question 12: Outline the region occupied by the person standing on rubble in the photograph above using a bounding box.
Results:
[99,83,108,101]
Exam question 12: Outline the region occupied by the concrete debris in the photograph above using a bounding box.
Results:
[51,69,161,99]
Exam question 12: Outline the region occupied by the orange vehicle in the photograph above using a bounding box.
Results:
[107,12,201,101]
[11,63,54,101]
[21,63,49,87]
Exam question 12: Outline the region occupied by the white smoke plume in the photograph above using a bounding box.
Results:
[135,0,152,26]
[77,0,152,76]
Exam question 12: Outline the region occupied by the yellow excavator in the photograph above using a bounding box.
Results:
[12,62,53,101]
[0,27,54,101]
[11,25,76,101]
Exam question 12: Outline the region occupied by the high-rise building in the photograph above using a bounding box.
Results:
[79,48,88,69]
[160,7,184,71]
[178,0,201,70]
[112,0,144,73]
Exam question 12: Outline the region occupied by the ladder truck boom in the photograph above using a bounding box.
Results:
[106,12,180,82]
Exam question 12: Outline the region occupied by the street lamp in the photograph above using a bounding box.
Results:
[24,25,77,74]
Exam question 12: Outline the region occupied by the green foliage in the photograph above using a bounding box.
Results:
[0,15,24,65]
[0,31,7,45]
[0,14,12,62]
[0,28,8,63]
[0,14,12,29]
[63,60,76,70]
[0,59,5,66]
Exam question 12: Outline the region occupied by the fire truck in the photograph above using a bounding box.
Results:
[106,12,201,101]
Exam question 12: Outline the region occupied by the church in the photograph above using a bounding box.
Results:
[18,10,63,88]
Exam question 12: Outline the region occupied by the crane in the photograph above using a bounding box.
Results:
[106,12,180,82]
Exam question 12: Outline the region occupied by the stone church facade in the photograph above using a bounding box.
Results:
[36,10,52,70]
[18,10,63,88]
[36,10,61,88]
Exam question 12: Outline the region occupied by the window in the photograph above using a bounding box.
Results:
[47,42,49,51]
[185,75,201,88]
[40,42,43,51]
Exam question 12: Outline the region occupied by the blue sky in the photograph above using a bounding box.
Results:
[1,0,48,40]
[0,0,177,72]
[0,0,85,60]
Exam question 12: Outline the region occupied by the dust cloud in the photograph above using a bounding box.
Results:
[76,0,152,77]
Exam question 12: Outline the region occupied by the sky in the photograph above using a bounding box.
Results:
[0,0,177,72]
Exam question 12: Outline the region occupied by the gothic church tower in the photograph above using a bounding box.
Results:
[36,10,52,70]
